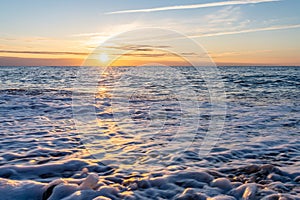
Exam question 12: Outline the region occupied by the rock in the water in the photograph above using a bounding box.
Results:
[267,173,291,182]
[261,194,280,200]
[240,165,260,174]
[175,188,207,200]
[228,183,257,199]
[208,195,237,200]
[202,185,222,197]
[47,183,78,200]
[242,183,257,200]
[260,165,276,174]
[79,173,99,190]
[92,197,112,200]
[261,194,300,200]
[231,182,243,188]
[267,182,290,193]
[211,178,233,191]
[61,190,100,200]
[173,171,214,183]
[98,186,119,196]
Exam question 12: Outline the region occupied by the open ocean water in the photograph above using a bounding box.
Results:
[0,66,299,200]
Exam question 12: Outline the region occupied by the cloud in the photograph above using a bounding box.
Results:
[0,56,82,66]
[103,44,198,57]
[203,6,241,25]
[114,52,197,58]
[106,0,280,14]
[212,49,273,57]
[0,48,197,59]
[104,44,171,51]
[0,50,88,56]
[71,32,109,37]
[118,53,171,57]
[191,24,300,38]
[0,36,60,42]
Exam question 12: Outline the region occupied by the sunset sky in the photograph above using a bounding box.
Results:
[1,0,300,66]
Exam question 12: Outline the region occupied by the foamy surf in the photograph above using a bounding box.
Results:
[0,160,299,199]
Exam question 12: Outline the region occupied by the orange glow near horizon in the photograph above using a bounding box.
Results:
[82,49,193,67]
[2,50,300,66]
[1,40,300,66]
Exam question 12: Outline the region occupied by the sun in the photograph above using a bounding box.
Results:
[99,53,109,63]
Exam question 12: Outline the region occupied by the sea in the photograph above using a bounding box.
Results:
[0,66,299,200]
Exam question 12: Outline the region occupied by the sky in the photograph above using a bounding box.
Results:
[0,0,300,66]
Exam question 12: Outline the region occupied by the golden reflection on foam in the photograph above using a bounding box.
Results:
[95,84,134,153]
[96,85,110,99]
[88,68,147,168]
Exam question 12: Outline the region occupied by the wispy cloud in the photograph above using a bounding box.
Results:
[114,52,197,58]
[0,56,82,66]
[191,24,300,38]
[212,49,273,57]
[102,44,199,58]
[0,48,196,58]
[104,44,170,51]
[0,36,56,42]
[106,0,280,14]
[0,50,88,56]
[71,32,109,37]
[118,53,171,57]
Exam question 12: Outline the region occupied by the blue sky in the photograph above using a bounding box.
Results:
[0,0,300,66]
